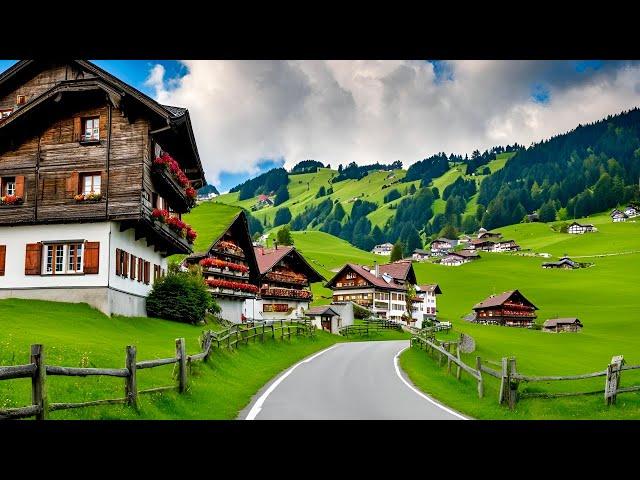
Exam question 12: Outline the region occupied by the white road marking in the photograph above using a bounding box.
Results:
[393,345,468,420]
[245,344,340,420]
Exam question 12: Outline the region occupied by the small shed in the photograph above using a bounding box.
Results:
[543,317,583,333]
[306,306,341,333]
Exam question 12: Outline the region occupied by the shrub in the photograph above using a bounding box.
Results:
[146,271,217,324]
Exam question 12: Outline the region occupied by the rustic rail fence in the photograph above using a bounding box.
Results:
[411,332,640,409]
[340,319,402,337]
[0,319,314,420]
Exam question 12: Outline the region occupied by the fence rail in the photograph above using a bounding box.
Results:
[0,319,314,420]
[411,332,640,410]
[340,318,402,337]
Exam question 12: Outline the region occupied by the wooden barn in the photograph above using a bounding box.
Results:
[471,289,538,327]
[541,256,579,269]
[543,317,583,333]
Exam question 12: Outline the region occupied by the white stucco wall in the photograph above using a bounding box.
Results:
[244,298,309,321]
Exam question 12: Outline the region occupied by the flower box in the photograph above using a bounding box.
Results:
[0,195,24,206]
[151,208,197,244]
[74,192,102,202]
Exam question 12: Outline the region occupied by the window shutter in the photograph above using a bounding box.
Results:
[138,258,143,282]
[66,171,79,196]
[0,245,6,276]
[84,242,100,274]
[100,171,106,195]
[73,117,82,142]
[123,252,129,278]
[25,243,42,275]
[115,248,122,276]
[15,176,25,199]
[130,255,136,279]
[144,261,150,284]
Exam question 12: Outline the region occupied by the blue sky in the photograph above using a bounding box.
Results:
[1,59,639,192]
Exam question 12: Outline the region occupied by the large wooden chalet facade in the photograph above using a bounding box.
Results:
[0,60,205,316]
[246,244,325,321]
[183,210,260,323]
[326,260,417,322]
[470,290,538,327]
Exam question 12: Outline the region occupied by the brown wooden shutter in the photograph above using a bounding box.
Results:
[0,245,6,276]
[15,176,24,199]
[115,248,122,276]
[130,255,137,279]
[25,243,42,275]
[84,242,100,274]
[100,170,106,195]
[138,258,143,282]
[123,252,129,278]
[144,261,150,284]
[66,171,79,196]
[73,117,82,142]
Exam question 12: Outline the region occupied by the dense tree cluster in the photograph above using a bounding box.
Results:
[274,207,292,226]
[383,189,401,203]
[403,153,449,185]
[332,161,402,183]
[290,159,325,174]
[231,168,289,200]
[442,176,477,201]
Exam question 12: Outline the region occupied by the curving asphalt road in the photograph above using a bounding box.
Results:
[239,340,466,420]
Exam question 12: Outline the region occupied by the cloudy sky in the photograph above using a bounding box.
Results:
[2,59,640,191]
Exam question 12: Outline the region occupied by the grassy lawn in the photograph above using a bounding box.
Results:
[0,299,407,419]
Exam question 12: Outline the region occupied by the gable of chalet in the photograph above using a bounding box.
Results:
[472,289,538,311]
[254,245,325,283]
[325,263,406,291]
[0,60,204,187]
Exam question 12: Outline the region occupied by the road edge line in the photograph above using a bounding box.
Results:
[243,343,340,420]
[393,345,469,420]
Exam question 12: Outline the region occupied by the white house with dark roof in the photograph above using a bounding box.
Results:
[567,222,597,234]
[411,284,442,328]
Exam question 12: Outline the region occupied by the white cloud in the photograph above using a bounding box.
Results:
[147,60,640,187]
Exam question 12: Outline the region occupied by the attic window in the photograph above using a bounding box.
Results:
[82,117,100,142]
[16,95,26,105]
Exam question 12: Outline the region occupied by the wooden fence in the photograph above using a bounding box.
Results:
[340,319,402,337]
[411,332,640,409]
[0,319,313,420]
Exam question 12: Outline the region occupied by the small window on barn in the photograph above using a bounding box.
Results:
[0,109,12,119]
[82,117,100,142]
[81,173,101,195]
[16,95,26,105]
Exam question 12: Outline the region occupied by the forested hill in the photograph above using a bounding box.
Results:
[210,107,640,254]
[478,108,640,229]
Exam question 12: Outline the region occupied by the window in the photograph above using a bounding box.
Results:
[2,177,16,196]
[82,117,99,141]
[42,243,84,275]
[81,173,101,195]
[16,95,26,105]
[0,109,11,119]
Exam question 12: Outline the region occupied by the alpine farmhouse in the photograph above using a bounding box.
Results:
[0,60,205,316]
[567,222,597,234]
[326,260,417,322]
[411,284,442,327]
[469,290,538,327]
[247,244,325,321]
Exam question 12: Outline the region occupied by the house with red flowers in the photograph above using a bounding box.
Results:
[245,244,325,321]
[0,60,205,316]
[183,207,260,323]
[469,290,538,327]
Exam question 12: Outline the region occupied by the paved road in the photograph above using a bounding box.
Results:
[239,340,465,420]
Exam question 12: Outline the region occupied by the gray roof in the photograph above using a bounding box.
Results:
[162,104,188,117]
[306,306,339,316]
[543,318,582,327]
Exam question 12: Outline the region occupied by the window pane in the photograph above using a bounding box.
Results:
[77,244,83,271]
[55,245,64,272]
[93,175,101,193]
[46,246,53,273]
[68,244,76,271]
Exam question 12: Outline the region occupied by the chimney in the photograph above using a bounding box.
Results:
[374,261,379,278]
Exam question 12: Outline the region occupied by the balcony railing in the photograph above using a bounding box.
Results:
[260,287,312,300]
[214,241,245,258]
[151,166,195,214]
[265,271,308,285]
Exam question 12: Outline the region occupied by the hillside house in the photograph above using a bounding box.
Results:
[477,230,502,240]
[470,289,538,327]
[326,260,417,322]
[411,283,442,328]
[624,205,638,217]
[458,234,472,245]
[430,238,456,255]
[567,222,597,234]
[0,60,205,316]
[412,249,431,261]
[491,240,521,252]
[526,212,540,222]
[252,194,273,210]
[611,209,628,222]
[440,250,479,266]
[245,244,324,321]
[468,239,495,251]
[372,242,393,255]
[542,317,583,333]
[183,209,260,323]
[542,256,579,269]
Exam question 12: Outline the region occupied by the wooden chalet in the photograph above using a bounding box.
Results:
[412,248,431,261]
[326,260,417,322]
[542,256,579,269]
[542,317,583,333]
[183,210,260,323]
[471,289,538,327]
[468,239,495,251]
[0,60,205,316]
[624,205,639,217]
[567,222,597,234]
[440,250,479,266]
[247,244,325,321]
[491,240,520,252]
[430,238,456,254]
[477,230,502,240]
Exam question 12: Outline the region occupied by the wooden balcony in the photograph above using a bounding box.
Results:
[138,205,192,255]
[265,271,308,286]
[151,166,194,214]
[260,287,312,300]
[202,267,250,279]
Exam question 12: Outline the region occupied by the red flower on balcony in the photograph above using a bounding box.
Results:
[185,186,197,199]
[0,194,24,206]
[154,152,191,189]
[206,278,258,293]
[200,257,249,273]
[150,208,197,244]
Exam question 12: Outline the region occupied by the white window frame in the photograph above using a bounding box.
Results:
[82,117,100,141]
[3,177,16,196]
[81,173,101,195]
[0,109,11,119]
[42,243,84,275]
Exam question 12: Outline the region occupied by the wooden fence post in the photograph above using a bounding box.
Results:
[176,338,187,393]
[281,320,284,340]
[31,344,47,420]
[508,357,518,410]
[203,331,212,362]
[262,324,265,342]
[455,344,461,380]
[125,345,138,409]
[475,356,484,399]
[605,355,624,405]
[499,357,508,405]
[272,323,275,340]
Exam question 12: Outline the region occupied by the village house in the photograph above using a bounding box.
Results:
[542,255,579,269]
[526,212,540,222]
[430,237,456,255]
[491,240,521,253]
[411,283,442,328]
[458,234,472,246]
[326,260,417,322]
[0,60,205,316]
[372,242,394,255]
[611,209,628,222]
[183,209,260,323]
[468,238,495,251]
[567,222,597,234]
[542,317,583,333]
[469,290,538,327]
[440,250,479,266]
[477,228,502,240]
[412,248,431,261]
[624,205,638,217]
[245,243,324,321]
[306,305,342,333]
